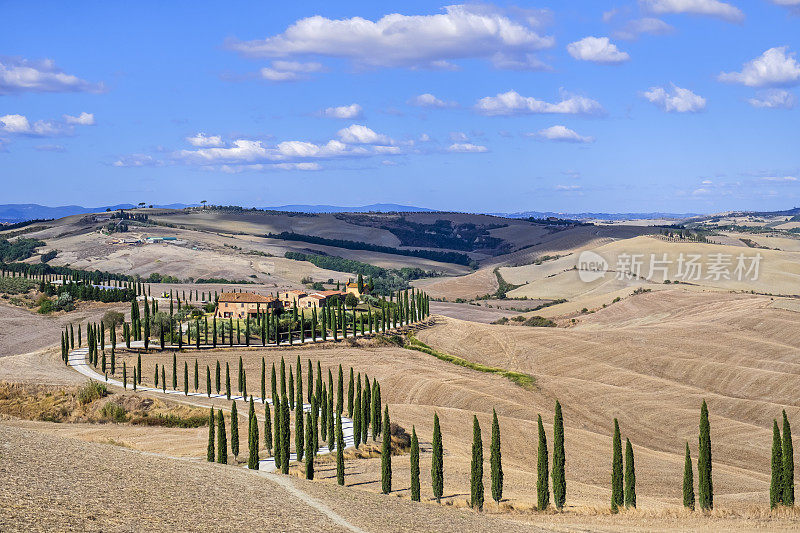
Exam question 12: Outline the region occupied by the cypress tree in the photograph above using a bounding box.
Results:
[772,419,784,509]
[321,385,328,442]
[305,411,314,480]
[261,357,266,404]
[216,360,221,394]
[490,409,503,504]
[248,396,259,470]
[611,418,623,512]
[281,395,290,474]
[207,407,215,462]
[432,413,444,503]
[307,359,313,404]
[238,356,244,395]
[271,363,277,403]
[537,414,549,510]
[206,365,211,397]
[231,401,239,458]
[410,426,421,502]
[264,402,273,456]
[337,364,344,415]
[289,366,295,410]
[624,438,636,508]
[552,400,566,510]
[381,406,392,494]
[137,353,142,384]
[123,361,127,389]
[683,442,695,510]
[225,363,231,400]
[363,377,371,444]
[280,357,286,398]
[296,390,305,462]
[470,415,484,510]
[184,361,188,396]
[336,413,345,485]
[217,409,227,464]
[353,381,362,449]
[273,396,282,468]
[161,366,166,392]
[347,367,354,417]
[172,353,177,389]
[194,359,199,391]
[698,400,713,510]
[783,410,795,506]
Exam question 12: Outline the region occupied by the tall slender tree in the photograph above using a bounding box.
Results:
[432,413,443,503]
[305,411,314,480]
[296,389,305,463]
[625,438,636,508]
[217,409,227,464]
[410,426,421,502]
[783,410,795,506]
[248,397,259,470]
[470,415,484,511]
[772,419,784,509]
[490,409,503,504]
[336,413,345,486]
[381,406,392,494]
[537,414,549,511]
[273,396,282,469]
[552,400,566,510]
[698,400,713,510]
[611,418,624,512]
[264,402,273,456]
[683,442,695,510]
[281,395,290,474]
[231,401,240,458]
[207,407,215,462]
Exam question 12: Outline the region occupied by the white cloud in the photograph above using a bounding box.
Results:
[227,5,554,70]
[761,175,797,182]
[322,103,363,119]
[63,112,95,125]
[186,132,224,147]
[642,84,706,112]
[419,133,432,142]
[567,37,630,64]
[450,131,469,142]
[555,184,582,190]
[748,89,796,109]
[275,162,321,171]
[181,139,270,163]
[490,52,550,71]
[475,90,604,116]
[113,154,161,167]
[719,47,800,87]
[447,142,488,153]
[0,56,103,94]
[409,93,456,108]
[336,124,391,144]
[259,61,324,82]
[0,113,91,136]
[533,125,595,143]
[34,144,65,152]
[613,18,674,40]
[640,0,744,22]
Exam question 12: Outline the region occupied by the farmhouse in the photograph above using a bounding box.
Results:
[345,281,369,298]
[214,292,278,319]
[298,290,345,309]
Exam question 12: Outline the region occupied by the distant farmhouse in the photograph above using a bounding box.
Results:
[215,288,347,318]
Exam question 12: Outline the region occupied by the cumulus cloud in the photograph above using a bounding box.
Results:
[555,184,582,190]
[761,175,797,182]
[63,112,95,125]
[475,90,604,116]
[409,93,457,108]
[567,37,630,64]
[748,89,796,109]
[642,84,706,112]
[186,132,224,147]
[259,61,324,81]
[113,154,162,167]
[447,142,488,153]
[613,18,675,40]
[227,5,554,70]
[322,104,363,119]
[0,113,93,137]
[640,0,744,22]
[718,47,800,87]
[0,56,103,94]
[336,124,391,144]
[532,125,595,143]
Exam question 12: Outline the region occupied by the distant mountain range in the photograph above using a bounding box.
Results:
[0,203,191,223]
[264,203,436,213]
[493,211,701,221]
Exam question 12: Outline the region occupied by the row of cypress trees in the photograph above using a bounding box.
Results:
[770,410,795,509]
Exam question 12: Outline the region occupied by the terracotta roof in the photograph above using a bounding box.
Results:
[305,294,326,300]
[312,290,346,297]
[218,292,274,303]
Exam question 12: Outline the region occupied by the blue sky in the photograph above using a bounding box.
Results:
[1,0,799,213]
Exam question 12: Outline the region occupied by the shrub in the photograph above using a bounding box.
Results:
[511,315,526,322]
[523,316,557,327]
[102,310,125,327]
[53,292,75,312]
[0,277,37,295]
[37,300,54,314]
[101,402,127,423]
[77,381,108,405]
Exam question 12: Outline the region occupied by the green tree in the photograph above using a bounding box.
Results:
[611,418,623,512]
[184,361,189,396]
[410,425,421,502]
[683,442,695,510]
[281,395,290,474]
[337,364,344,415]
[625,438,636,508]
[248,397,259,470]
[172,353,177,389]
[336,413,345,486]
[347,367,354,417]
[698,400,713,510]
[490,409,503,504]
[305,411,314,480]
[225,363,231,400]
[207,407,215,462]
[296,389,305,463]
[353,378,362,449]
[537,414,549,511]
[217,409,227,464]
[432,413,443,503]
[381,406,392,494]
[784,410,795,506]
[552,400,566,510]
[772,419,784,509]
[470,415,484,510]
[273,396,282,469]
[264,401,273,456]
[231,401,240,457]
[206,365,211,397]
